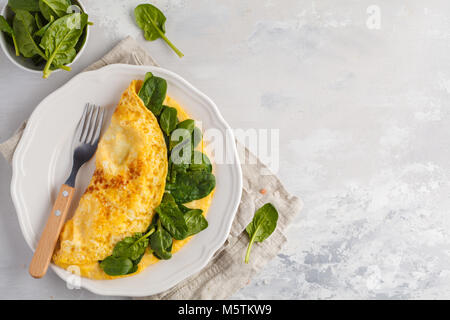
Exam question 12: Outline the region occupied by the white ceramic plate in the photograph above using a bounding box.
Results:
[11,64,243,297]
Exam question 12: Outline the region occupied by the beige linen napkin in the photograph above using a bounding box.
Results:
[0,36,302,299]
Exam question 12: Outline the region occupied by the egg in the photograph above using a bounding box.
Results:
[52,80,214,280]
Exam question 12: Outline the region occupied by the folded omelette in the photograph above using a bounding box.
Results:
[53,80,167,278]
[53,80,214,280]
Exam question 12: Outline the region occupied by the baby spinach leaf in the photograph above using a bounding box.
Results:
[34,12,44,29]
[245,203,278,264]
[34,14,53,37]
[138,72,167,116]
[159,106,178,136]
[149,219,173,260]
[190,151,212,173]
[134,3,183,58]
[170,119,195,150]
[0,15,19,56]
[112,228,155,262]
[13,9,45,58]
[167,170,216,204]
[100,256,133,276]
[177,203,191,214]
[156,193,188,240]
[39,0,70,21]
[184,209,208,237]
[100,227,155,276]
[8,0,40,11]
[40,12,88,78]
[192,126,202,149]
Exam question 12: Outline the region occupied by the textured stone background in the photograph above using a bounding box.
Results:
[1,0,450,299]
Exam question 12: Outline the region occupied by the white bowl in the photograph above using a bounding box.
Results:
[11,64,243,296]
[0,0,90,74]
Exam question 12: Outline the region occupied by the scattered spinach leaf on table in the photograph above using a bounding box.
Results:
[134,3,184,58]
[0,15,19,56]
[245,203,278,264]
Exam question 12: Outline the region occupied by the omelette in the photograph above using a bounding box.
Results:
[53,80,214,279]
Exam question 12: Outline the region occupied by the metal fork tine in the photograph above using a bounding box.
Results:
[75,104,89,142]
[87,105,100,144]
[80,104,93,143]
[91,107,105,145]
[81,104,95,143]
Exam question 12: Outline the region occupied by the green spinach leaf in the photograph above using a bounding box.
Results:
[166,170,215,204]
[8,0,40,11]
[138,71,167,116]
[39,0,70,21]
[149,219,173,260]
[34,14,53,37]
[134,3,183,58]
[13,9,45,58]
[0,15,19,56]
[34,12,44,29]
[156,193,188,240]
[170,119,195,150]
[159,106,178,136]
[100,256,133,276]
[40,12,88,78]
[100,227,155,276]
[190,151,212,173]
[112,228,155,262]
[245,203,278,263]
[192,126,202,149]
[184,209,208,237]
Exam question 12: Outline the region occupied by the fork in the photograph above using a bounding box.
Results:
[29,103,105,278]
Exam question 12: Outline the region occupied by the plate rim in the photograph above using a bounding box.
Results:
[10,63,243,297]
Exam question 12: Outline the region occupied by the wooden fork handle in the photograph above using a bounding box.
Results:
[29,184,75,278]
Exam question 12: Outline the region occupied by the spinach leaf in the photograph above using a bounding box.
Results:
[149,219,173,260]
[177,203,191,214]
[39,0,70,21]
[156,193,188,240]
[192,126,202,149]
[100,256,133,276]
[100,227,155,276]
[184,209,208,237]
[159,106,178,136]
[34,14,53,37]
[190,151,212,173]
[245,203,278,264]
[8,0,40,11]
[34,12,43,29]
[134,3,183,58]
[138,72,167,116]
[40,12,88,78]
[0,15,19,56]
[170,119,195,150]
[167,170,216,204]
[13,9,45,58]
[112,228,154,262]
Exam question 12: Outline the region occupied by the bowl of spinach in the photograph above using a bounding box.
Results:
[0,0,90,78]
